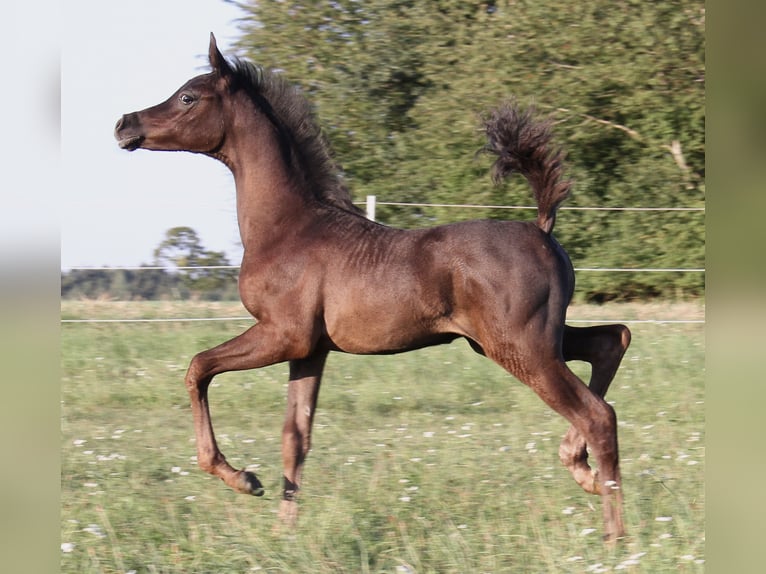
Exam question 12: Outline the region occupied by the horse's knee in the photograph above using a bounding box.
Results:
[185,351,213,391]
[618,324,631,350]
[599,325,631,366]
[564,324,631,364]
[594,325,631,364]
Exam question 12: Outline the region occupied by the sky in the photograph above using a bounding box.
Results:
[61,1,247,269]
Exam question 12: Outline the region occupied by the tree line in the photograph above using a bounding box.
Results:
[61,227,240,301]
[63,1,704,301]
[233,0,705,301]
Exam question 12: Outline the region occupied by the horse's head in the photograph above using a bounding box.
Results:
[114,33,234,154]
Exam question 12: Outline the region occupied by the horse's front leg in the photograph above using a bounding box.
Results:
[278,351,329,527]
[185,322,297,496]
[559,324,631,494]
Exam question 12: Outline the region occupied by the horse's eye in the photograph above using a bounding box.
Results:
[179,93,195,105]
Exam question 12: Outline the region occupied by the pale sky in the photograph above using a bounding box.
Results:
[61,1,247,269]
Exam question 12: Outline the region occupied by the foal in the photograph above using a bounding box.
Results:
[115,34,630,542]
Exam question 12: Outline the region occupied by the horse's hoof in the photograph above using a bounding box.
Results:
[236,470,265,496]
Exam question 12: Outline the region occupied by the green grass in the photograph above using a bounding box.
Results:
[61,301,704,573]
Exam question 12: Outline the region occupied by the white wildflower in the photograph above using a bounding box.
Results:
[83,524,106,538]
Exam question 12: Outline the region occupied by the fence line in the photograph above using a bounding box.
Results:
[357,199,705,213]
[61,316,253,324]
[64,265,705,273]
[574,267,704,273]
[65,265,241,271]
[63,198,704,272]
[61,316,704,325]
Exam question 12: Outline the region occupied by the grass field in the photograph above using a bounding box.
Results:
[61,301,704,573]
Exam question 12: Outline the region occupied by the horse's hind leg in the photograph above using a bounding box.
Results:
[278,351,328,527]
[520,357,625,541]
[490,343,625,541]
[559,324,631,495]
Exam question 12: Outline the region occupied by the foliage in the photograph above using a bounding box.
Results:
[61,228,240,301]
[63,2,704,301]
[154,226,239,295]
[232,0,705,300]
[61,267,187,301]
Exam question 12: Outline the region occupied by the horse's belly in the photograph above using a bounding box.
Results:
[323,304,456,355]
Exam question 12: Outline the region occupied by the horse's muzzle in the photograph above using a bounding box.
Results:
[114,113,144,151]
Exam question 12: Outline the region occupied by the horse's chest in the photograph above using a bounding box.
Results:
[237,259,321,320]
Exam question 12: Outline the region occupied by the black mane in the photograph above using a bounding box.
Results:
[225,57,361,214]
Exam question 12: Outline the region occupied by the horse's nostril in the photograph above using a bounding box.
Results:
[115,116,124,132]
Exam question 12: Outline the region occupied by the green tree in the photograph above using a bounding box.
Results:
[60,267,184,301]
[154,227,238,298]
[231,0,704,300]
[60,269,114,299]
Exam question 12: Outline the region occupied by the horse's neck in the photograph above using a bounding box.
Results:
[228,130,310,249]
[222,100,332,250]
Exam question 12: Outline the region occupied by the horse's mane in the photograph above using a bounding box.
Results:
[225,57,361,214]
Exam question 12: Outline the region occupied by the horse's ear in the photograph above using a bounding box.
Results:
[208,32,233,80]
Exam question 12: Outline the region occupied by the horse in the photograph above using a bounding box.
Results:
[115,34,631,542]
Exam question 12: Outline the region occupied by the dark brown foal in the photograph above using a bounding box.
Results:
[115,34,631,542]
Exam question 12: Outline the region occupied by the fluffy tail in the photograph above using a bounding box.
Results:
[483,103,571,234]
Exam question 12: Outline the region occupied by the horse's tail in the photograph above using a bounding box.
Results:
[483,102,571,234]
